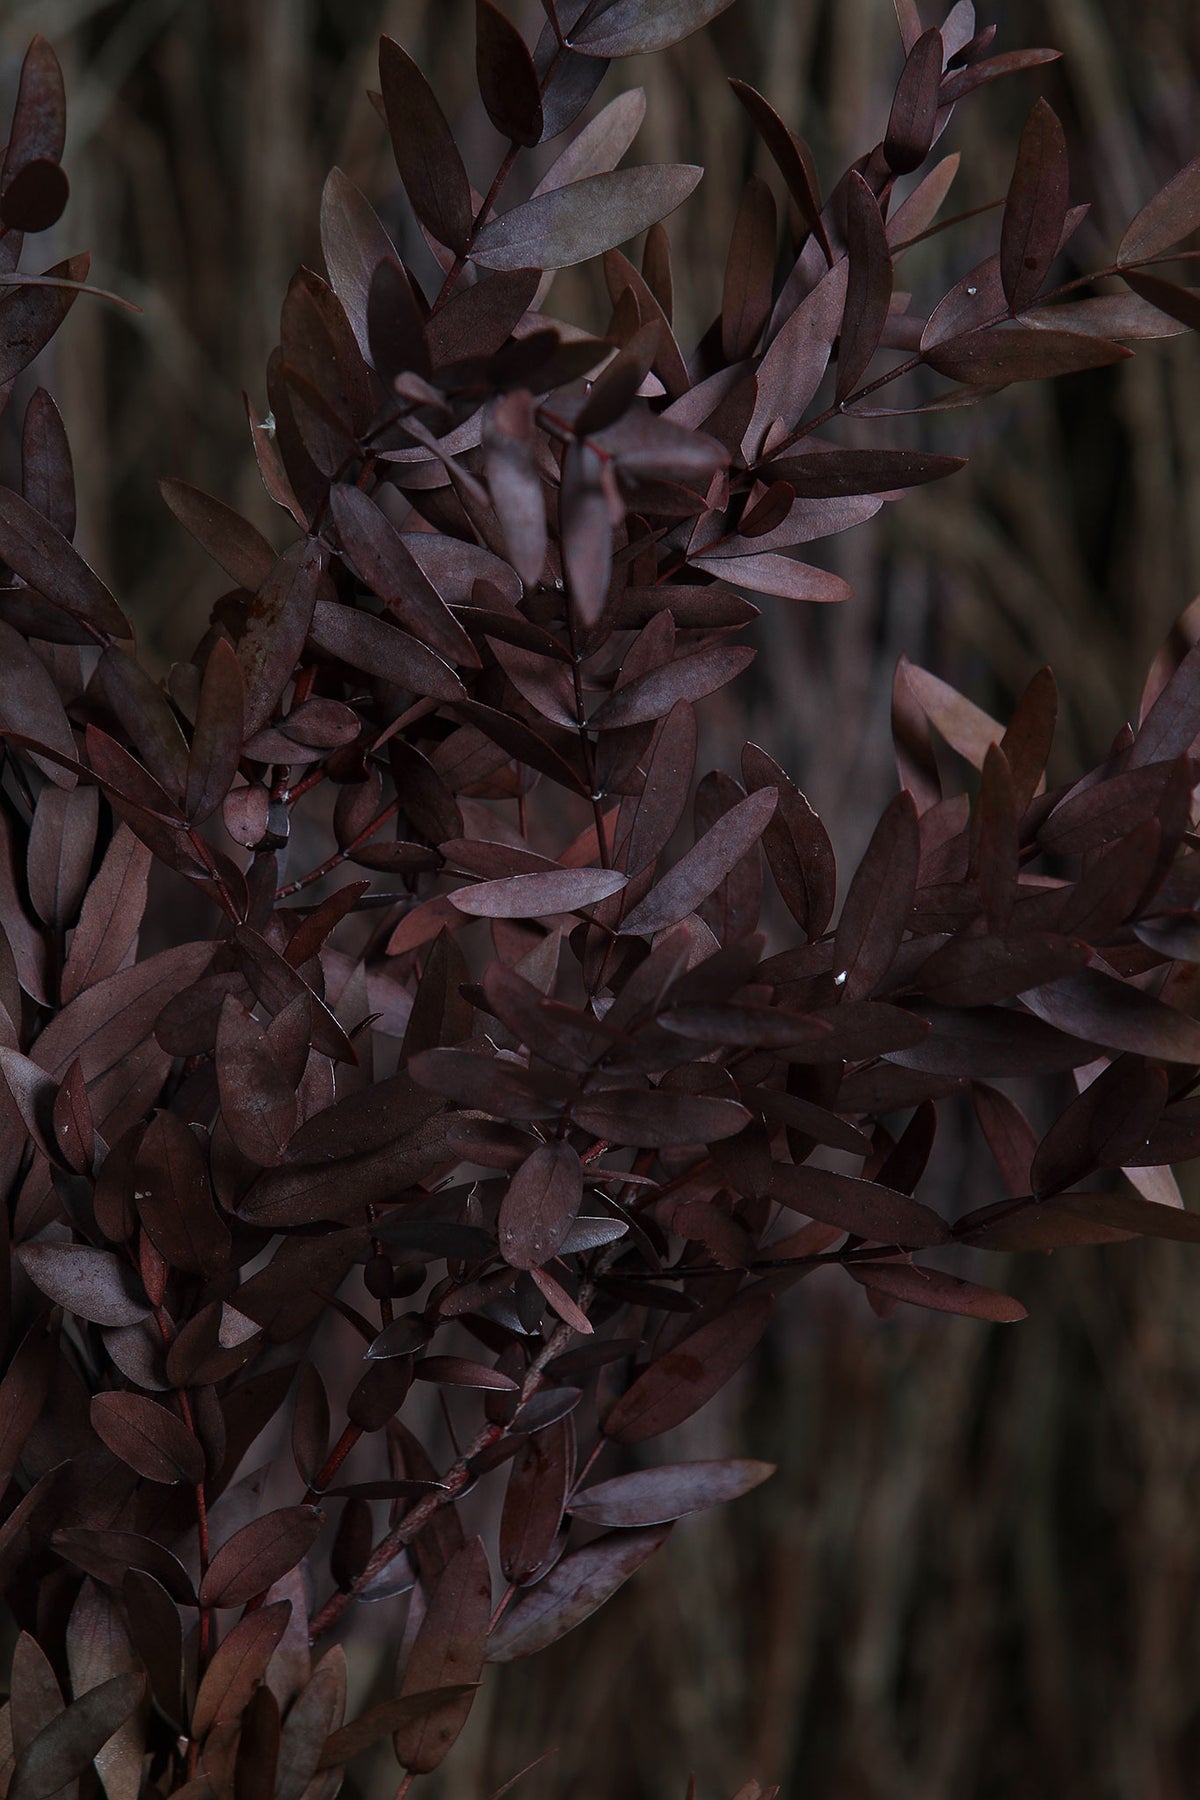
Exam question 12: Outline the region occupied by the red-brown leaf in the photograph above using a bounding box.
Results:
[16,1243,150,1328]
[472,166,703,272]
[1000,99,1069,313]
[619,788,776,937]
[500,1419,573,1585]
[379,38,473,254]
[925,324,1130,386]
[0,487,126,640]
[567,0,736,56]
[393,1538,490,1773]
[487,1526,670,1661]
[238,541,322,737]
[850,1262,1027,1322]
[1021,969,1200,1064]
[185,639,245,824]
[191,1602,293,1737]
[309,596,466,703]
[0,618,80,789]
[569,1457,773,1526]
[573,1087,750,1147]
[134,1109,231,1279]
[837,173,893,402]
[215,996,297,1167]
[450,867,626,918]
[834,791,918,1001]
[60,828,152,1003]
[159,478,275,592]
[476,1,543,146]
[1118,155,1200,267]
[89,1392,205,1486]
[770,1165,949,1247]
[8,1674,144,1800]
[884,28,943,174]
[741,743,836,938]
[499,1141,583,1269]
[722,176,776,362]
[603,1291,773,1442]
[199,1510,323,1609]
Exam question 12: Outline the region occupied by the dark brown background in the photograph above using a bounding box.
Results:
[3,3,1200,1794]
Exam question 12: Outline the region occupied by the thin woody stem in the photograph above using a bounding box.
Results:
[308,1312,584,1646]
[275,797,402,900]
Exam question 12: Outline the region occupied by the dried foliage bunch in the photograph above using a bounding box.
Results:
[3,0,1200,1794]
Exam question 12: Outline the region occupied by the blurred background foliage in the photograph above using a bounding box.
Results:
[2,2,1200,1795]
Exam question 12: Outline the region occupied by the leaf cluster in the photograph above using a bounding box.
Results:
[0,3,1199,1793]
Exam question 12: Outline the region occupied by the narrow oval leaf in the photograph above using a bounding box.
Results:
[238,542,322,737]
[0,485,128,639]
[487,1526,670,1661]
[500,1419,573,1585]
[1,38,67,227]
[0,619,80,788]
[135,1109,230,1278]
[191,1603,293,1738]
[688,553,850,603]
[499,1141,583,1269]
[833,791,918,1001]
[215,997,297,1168]
[393,1537,490,1773]
[316,1685,478,1769]
[837,172,893,402]
[89,1392,205,1486]
[60,828,152,1004]
[1000,98,1069,313]
[185,640,245,825]
[8,1673,144,1800]
[276,1650,346,1800]
[28,784,98,930]
[884,29,943,174]
[761,447,965,496]
[722,176,776,363]
[0,256,94,391]
[741,743,836,939]
[568,1457,774,1526]
[573,1088,750,1148]
[16,1243,150,1328]
[199,1508,323,1609]
[0,1316,58,1495]
[450,867,626,918]
[328,483,475,668]
[476,2,543,146]
[850,1262,1028,1322]
[619,788,776,937]
[591,647,754,730]
[472,166,703,272]
[1118,155,1200,267]
[415,1356,520,1392]
[924,324,1130,386]
[309,598,466,702]
[483,392,547,586]
[568,0,736,56]
[1020,970,1200,1064]
[745,260,847,454]
[379,37,473,254]
[623,699,697,877]
[603,1291,774,1442]
[770,1165,949,1248]
[1119,269,1200,333]
[728,82,828,258]
[159,479,275,593]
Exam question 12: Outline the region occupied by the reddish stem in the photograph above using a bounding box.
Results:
[307,1316,582,1645]
[275,796,402,899]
